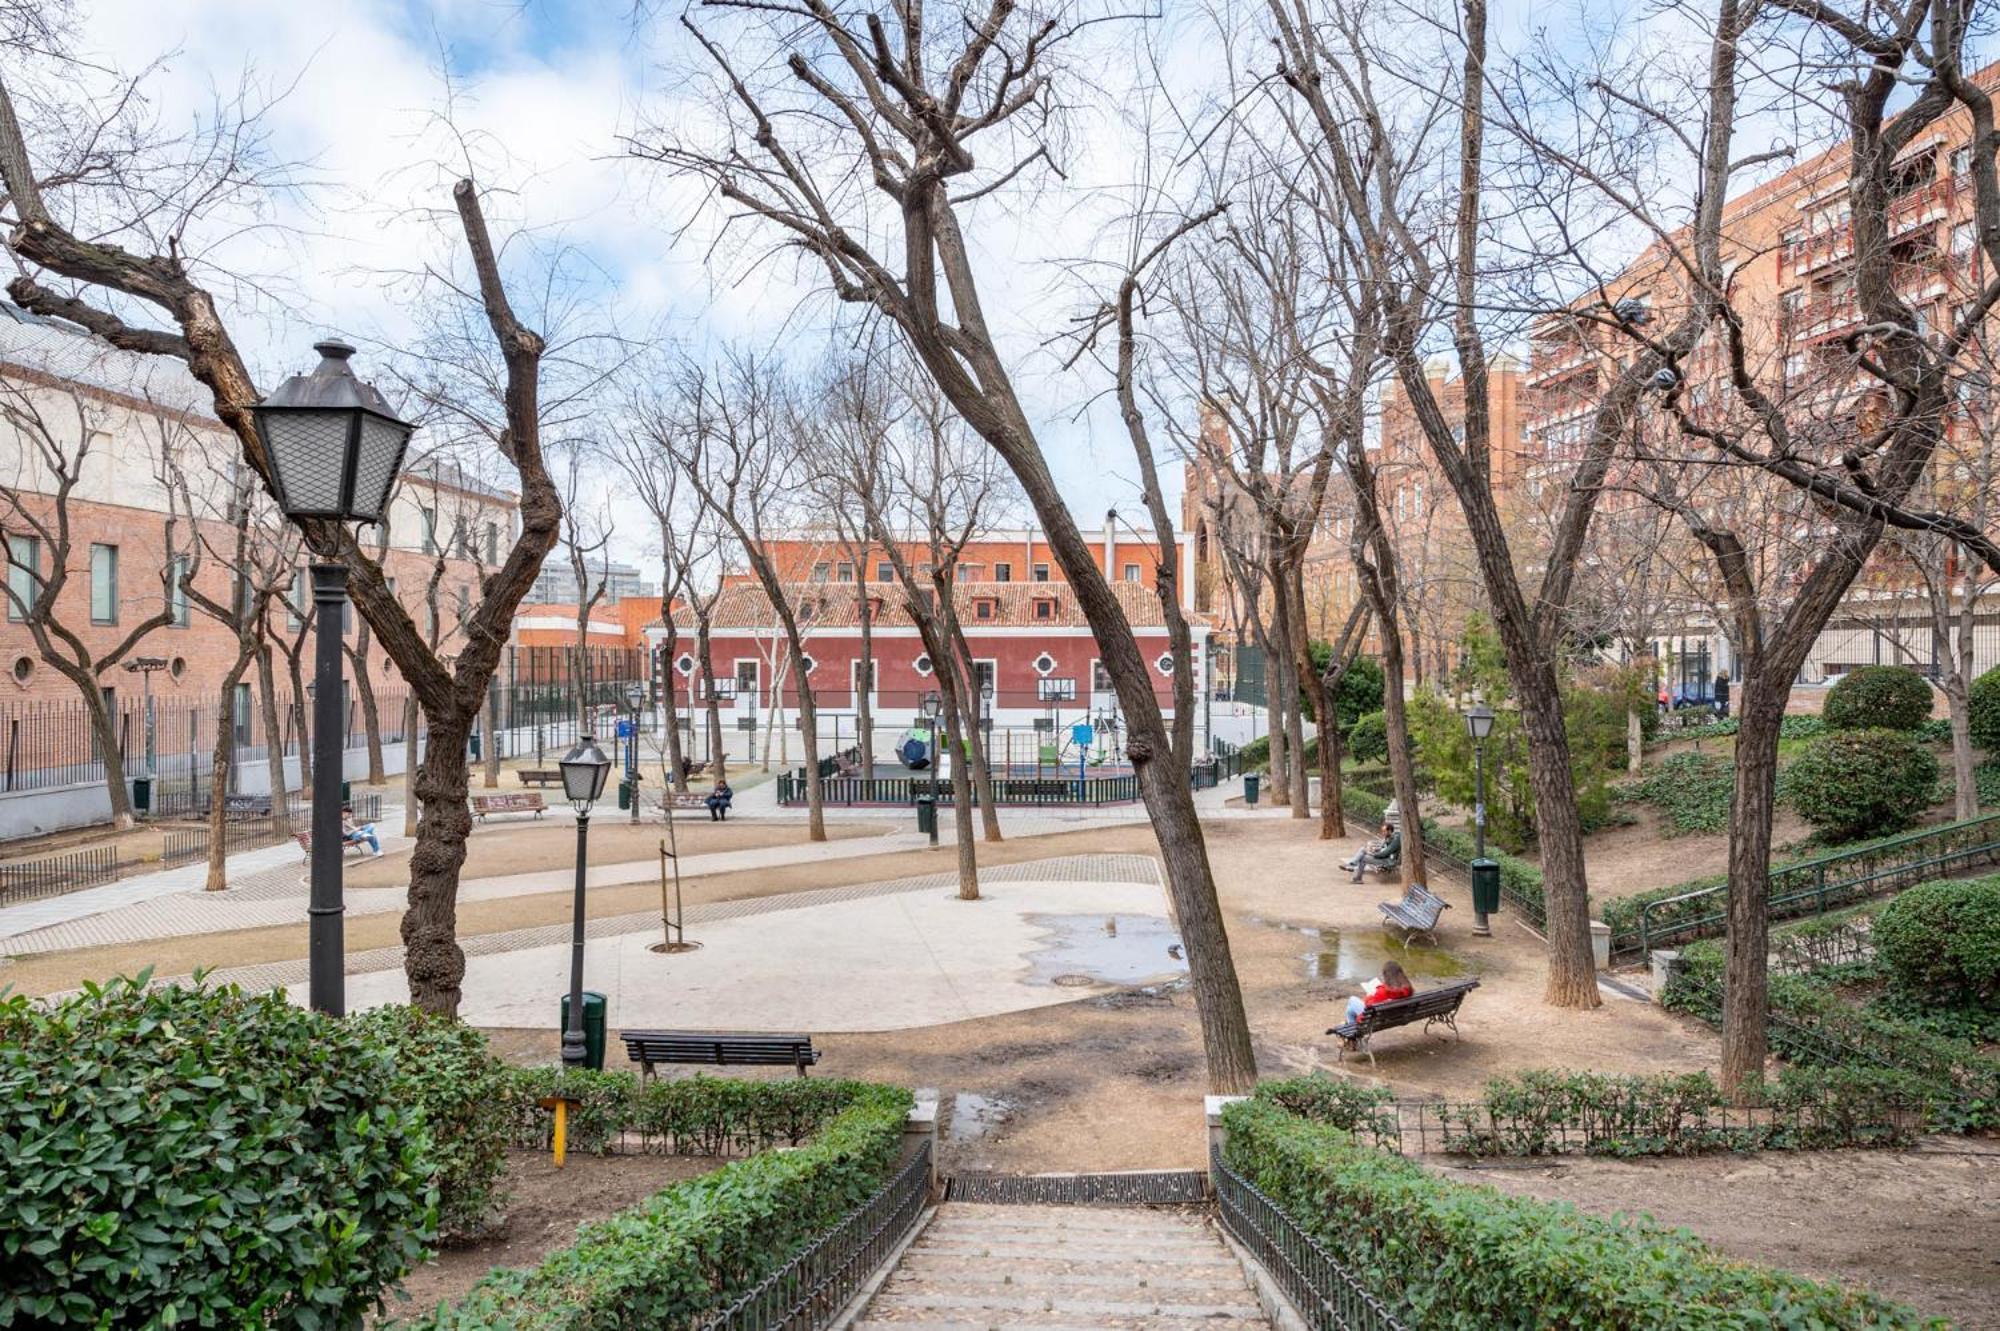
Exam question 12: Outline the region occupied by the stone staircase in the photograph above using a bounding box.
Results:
[851,1201,1272,1330]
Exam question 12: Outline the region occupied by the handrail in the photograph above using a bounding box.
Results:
[1210,1145,1411,1331]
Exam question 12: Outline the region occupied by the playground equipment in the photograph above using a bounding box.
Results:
[898,721,935,770]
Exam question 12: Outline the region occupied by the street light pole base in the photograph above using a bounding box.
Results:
[560,1033,588,1067]
[1471,912,1492,937]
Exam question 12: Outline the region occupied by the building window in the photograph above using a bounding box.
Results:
[799,654,817,675]
[1032,652,1057,677]
[6,534,39,621]
[675,653,695,676]
[974,660,996,695]
[812,561,832,580]
[1122,563,1141,583]
[89,543,118,624]
[836,561,854,582]
[485,521,499,565]
[1037,676,1076,700]
[1093,661,1113,692]
[455,584,471,619]
[1033,598,1054,620]
[1155,652,1176,675]
[958,562,980,581]
[994,562,1012,582]
[1032,562,1051,582]
[168,556,190,627]
[876,561,893,581]
[420,506,439,554]
[853,659,877,693]
[975,598,996,621]
[735,660,759,695]
[914,653,934,676]
[287,569,308,630]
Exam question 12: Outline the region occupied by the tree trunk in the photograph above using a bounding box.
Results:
[949,621,1004,842]
[1627,708,1644,777]
[352,651,386,785]
[1376,612,1428,888]
[698,616,726,781]
[1289,580,1340,841]
[402,695,421,838]
[856,577,876,781]
[1946,675,1977,819]
[203,663,248,891]
[482,688,499,789]
[402,710,476,1015]
[1720,680,1784,1093]
[78,682,136,831]
[1514,662,1600,1007]
[661,620,688,794]
[937,665,981,900]
[255,646,290,833]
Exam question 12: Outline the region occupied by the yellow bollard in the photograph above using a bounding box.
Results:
[537,1095,576,1169]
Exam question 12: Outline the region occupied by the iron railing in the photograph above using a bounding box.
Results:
[698,1138,932,1331]
[0,845,123,906]
[1210,1145,1410,1331]
[1623,811,2000,958]
[160,794,382,867]
[778,772,1142,806]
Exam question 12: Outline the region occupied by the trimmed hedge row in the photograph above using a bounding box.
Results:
[1345,785,1561,927]
[1664,934,2000,1132]
[1222,1093,1939,1329]
[499,1067,872,1156]
[409,1082,912,1329]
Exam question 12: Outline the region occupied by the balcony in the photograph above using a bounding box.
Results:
[1782,178,1957,277]
[1527,342,1595,388]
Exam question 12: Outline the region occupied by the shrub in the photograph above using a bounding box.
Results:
[352,1005,512,1241]
[1978,759,2000,808]
[1623,750,1733,835]
[1970,663,2000,751]
[415,1082,911,1329]
[1824,665,1935,732]
[1872,875,2000,1010]
[1915,717,1954,744]
[1788,728,1940,841]
[1347,710,1388,764]
[1222,1097,1938,1328]
[1345,786,1562,928]
[500,1067,876,1157]
[1781,713,1827,741]
[0,976,437,1330]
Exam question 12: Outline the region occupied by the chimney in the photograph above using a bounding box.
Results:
[1104,510,1117,580]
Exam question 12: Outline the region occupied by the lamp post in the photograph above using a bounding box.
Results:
[1463,702,1497,937]
[255,340,414,1016]
[921,690,942,846]
[559,734,612,1066]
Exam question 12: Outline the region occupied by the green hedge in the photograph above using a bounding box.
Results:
[1349,710,1388,764]
[1664,935,2000,1132]
[500,1068,874,1156]
[1872,876,2000,1010]
[1788,728,1940,841]
[411,1082,911,1329]
[1824,666,1935,732]
[1222,1095,1939,1329]
[1966,664,2000,750]
[0,977,437,1330]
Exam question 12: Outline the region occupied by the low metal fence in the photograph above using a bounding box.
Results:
[698,1138,932,1331]
[1623,811,2000,959]
[778,772,1142,807]
[0,845,123,906]
[159,794,381,868]
[1210,1145,1410,1331]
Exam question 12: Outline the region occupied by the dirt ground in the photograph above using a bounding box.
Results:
[1440,1139,2000,1328]
[341,817,894,890]
[370,1150,718,1325]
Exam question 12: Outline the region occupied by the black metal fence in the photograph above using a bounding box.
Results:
[1210,1145,1410,1331]
[0,845,123,906]
[158,794,381,868]
[697,1139,932,1331]
[777,771,1143,807]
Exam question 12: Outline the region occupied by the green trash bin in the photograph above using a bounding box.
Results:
[1470,858,1502,917]
[559,990,607,1071]
[915,795,937,836]
[131,775,152,814]
[1244,773,1260,805]
[618,778,633,811]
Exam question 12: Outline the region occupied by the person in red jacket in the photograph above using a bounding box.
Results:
[1343,960,1414,1025]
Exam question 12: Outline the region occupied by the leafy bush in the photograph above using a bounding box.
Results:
[1256,1073,1397,1142]
[1823,665,1935,732]
[352,1005,512,1241]
[1969,663,2000,751]
[1977,759,2000,807]
[1622,751,1733,835]
[0,976,437,1330]
[1348,710,1388,764]
[1222,1096,1939,1328]
[1872,876,2000,1010]
[1345,786,1562,928]
[1666,936,2000,1132]
[1914,717,1954,744]
[415,1083,911,1329]
[1782,713,1827,741]
[501,1068,876,1156]
[1788,728,1940,841]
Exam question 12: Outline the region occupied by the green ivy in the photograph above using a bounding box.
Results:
[408,1082,910,1329]
[1222,1096,1940,1329]
[0,976,438,1329]
[1620,751,1734,835]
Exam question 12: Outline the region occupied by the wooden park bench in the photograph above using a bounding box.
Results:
[471,791,547,822]
[654,790,710,814]
[517,768,563,788]
[293,828,372,859]
[620,1030,820,1079]
[1327,978,1481,1066]
[834,753,862,778]
[1351,843,1402,881]
[220,794,273,818]
[1378,882,1450,944]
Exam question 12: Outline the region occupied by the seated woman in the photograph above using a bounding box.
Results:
[704,778,734,821]
[1343,821,1402,882]
[1343,960,1414,1026]
[341,805,383,858]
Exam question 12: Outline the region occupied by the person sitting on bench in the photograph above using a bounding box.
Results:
[1342,960,1414,1025]
[704,778,733,821]
[1343,821,1401,882]
[342,805,383,858]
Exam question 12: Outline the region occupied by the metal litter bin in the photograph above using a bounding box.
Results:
[915,795,937,836]
[1244,773,1261,805]
[559,990,607,1071]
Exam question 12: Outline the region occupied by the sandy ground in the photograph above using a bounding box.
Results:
[1442,1140,2000,1329]
[341,817,894,891]
[369,1150,718,1325]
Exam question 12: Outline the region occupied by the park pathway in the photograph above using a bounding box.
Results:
[854,1203,1272,1330]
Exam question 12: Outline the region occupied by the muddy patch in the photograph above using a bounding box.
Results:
[1022,912,1188,989]
[1249,915,1470,985]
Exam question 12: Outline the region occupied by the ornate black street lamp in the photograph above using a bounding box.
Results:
[921,690,942,846]
[1463,702,1497,937]
[256,340,414,1016]
[559,734,612,1066]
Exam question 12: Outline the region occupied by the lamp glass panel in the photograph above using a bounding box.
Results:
[351,414,412,523]
[265,412,353,516]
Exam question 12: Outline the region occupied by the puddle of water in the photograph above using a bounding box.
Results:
[948,1091,1015,1143]
[1023,913,1189,989]
[1249,916,1469,983]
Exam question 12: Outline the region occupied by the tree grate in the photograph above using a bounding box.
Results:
[944,1170,1211,1205]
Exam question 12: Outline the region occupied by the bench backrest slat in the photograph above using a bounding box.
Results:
[1352,978,1480,1029]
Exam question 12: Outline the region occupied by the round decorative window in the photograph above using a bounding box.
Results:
[1032,652,1057,676]
[1156,653,1176,675]
[800,654,818,675]
[169,656,187,680]
[10,655,32,683]
[914,654,934,676]
[675,654,695,677]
